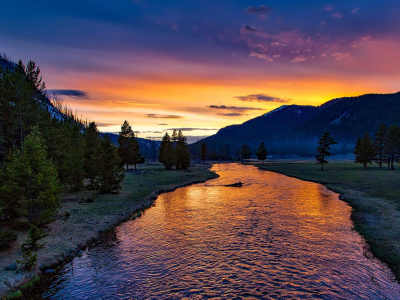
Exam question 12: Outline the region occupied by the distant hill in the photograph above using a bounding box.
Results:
[194,92,400,158]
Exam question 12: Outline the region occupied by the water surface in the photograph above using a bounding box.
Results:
[28,164,400,299]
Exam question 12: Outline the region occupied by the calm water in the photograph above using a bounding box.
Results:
[27,164,400,299]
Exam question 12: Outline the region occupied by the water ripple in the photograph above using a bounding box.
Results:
[26,163,400,299]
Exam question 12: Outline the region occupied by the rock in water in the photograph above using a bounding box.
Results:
[224,181,243,187]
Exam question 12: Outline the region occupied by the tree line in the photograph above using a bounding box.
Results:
[354,123,400,169]
[0,58,146,260]
[159,130,190,169]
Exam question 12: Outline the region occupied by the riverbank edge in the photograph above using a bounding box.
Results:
[1,166,219,299]
[255,163,400,282]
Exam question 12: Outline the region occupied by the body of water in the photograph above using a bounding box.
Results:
[26,164,400,299]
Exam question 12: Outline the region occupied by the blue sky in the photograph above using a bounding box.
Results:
[2,1,400,139]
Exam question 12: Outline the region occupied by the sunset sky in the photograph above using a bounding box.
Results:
[1,0,400,141]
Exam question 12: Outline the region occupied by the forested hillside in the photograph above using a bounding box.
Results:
[195,93,400,158]
[0,56,127,255]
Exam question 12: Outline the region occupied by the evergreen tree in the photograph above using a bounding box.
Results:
[130,136,145,170]
[118,120,144,170]
[0,127,62,225]
[96,136,125,193]
[316,132,337,171]
[354,133,375,169]
[67,122,85,190]
[374,123,387,169]
[84,122,101,189]
[241,144,251,162]
[200,142,208,163]
[175,130,190,169]
[118,120,134,170]
[385,124,400,169]
[171,129,178,144]
[159,132,174,170]
[256,142,268,163]
[0,62,44,153]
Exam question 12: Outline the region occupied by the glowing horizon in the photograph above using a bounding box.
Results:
[2,1,400,140]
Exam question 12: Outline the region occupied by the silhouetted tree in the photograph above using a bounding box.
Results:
[84,122,101,189]
[241,144,251,162]
[256,142,268,163]
[374,123,387,169]
[118,120,144,170]
[159,132,175,170]
[385,124,400,169]
[118,120,134,170]
[131,136,145,170]
[175,130,190,169]
[354,133,375,169]
[316,132,337,171]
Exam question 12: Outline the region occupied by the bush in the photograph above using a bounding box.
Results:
[21,226,47,252]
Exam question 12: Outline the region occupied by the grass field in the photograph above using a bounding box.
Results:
[256,161,400,280]
[0,164,218,298]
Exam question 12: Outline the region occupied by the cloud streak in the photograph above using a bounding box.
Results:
[47,89,89,99]
[235,94,291,103]
[146,114,183,119]
[218,112,244,117]
[208,105,264,112]
[246,5,271,14]
[165,128,218,131]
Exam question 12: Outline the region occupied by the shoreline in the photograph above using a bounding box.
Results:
[0,164,219,298]
[255,161,400,282]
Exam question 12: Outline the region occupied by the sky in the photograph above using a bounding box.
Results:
[1,0,400,142]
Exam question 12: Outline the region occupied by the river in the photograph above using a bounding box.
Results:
[25,163,400,299]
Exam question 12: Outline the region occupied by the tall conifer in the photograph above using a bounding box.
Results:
[159,132,174,170]
[0,127,62,224]
[256,142,268,163]
[84,122,101,188]
[316,132,337,171]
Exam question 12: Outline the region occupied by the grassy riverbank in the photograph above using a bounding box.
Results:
[0,164,218,298]
[255,161,400,280]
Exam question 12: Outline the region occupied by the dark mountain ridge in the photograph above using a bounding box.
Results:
[195,92,400,157]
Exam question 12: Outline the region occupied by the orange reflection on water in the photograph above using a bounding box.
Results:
[30,163,400,299]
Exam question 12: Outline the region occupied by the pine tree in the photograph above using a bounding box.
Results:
[175,130,190,169]
[96,136,125,193]
[159,132,175,170]
[241,144,251,162]
[374,123,387,169]
[67,122,85,190]
[130,137,145,170]
[84,122,101,189]
[118,120,134,170]
[117,120,144,170]
[0,62,44,152]
[0,127,62,225]
[200,142,208,162]
[316,132,337,171]
[171,129,178,144]
[256,142,268,163]
[354,133,375,169]
[385,124,400,169]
